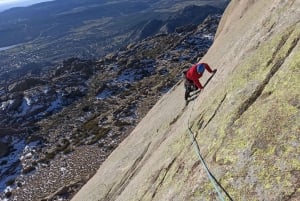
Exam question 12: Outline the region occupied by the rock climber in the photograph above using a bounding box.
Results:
[183,62,217,101]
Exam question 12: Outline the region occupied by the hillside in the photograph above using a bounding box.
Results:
[72,0,300,200]
[0,0,226,83]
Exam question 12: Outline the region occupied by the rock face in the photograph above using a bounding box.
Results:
[72,0,300,201]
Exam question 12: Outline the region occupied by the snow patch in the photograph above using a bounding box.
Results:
[118,69,136,82]
[0,100,14,110]
[0,138,39,192]
[118,65,156,82]
[96,88,113,100]
[17,98,44,117]
[0,138,24,191]
[202,34,214,40]
[18,99,30,115]
[45,95,63,113]
[43,86,51,94]
[24,96,31,106]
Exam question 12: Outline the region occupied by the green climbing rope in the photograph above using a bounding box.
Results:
[187,100,233,201]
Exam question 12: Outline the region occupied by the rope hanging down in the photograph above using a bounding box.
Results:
[187,100,233,201]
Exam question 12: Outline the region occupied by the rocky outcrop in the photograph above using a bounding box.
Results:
[72,0,300,200]
[139,19,164,39]
[0,58,95,127]
[8,77,47,93]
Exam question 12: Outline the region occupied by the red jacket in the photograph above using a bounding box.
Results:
[186,63,213,89]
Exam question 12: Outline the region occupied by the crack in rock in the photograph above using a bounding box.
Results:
[102,143,151,201]
[234,27,300,123]
[150,157,177,199]
[203,93,227,129]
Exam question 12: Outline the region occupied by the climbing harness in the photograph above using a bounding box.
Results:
[187,100,233,201]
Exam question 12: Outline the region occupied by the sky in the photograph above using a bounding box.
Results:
[0,0,54,11]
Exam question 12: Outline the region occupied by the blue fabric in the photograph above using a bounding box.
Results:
[196,63,205,74]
